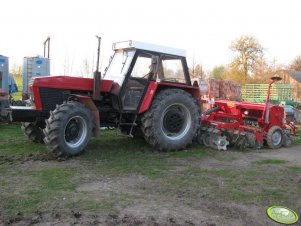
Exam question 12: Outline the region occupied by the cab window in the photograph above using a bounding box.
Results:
[131,55,152,78]
[157,56,186,83]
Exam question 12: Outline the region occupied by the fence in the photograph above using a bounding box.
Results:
[241,84,292,103]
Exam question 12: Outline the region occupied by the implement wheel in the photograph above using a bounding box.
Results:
[267,126,284,149]
[202,133,212,147]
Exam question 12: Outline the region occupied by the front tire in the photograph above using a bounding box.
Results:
[266,126,284,149]
[21,121,45,143]
[141,89,200,151]
[43,101,93,157]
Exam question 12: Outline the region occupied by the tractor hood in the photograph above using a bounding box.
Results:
[29,75,114,93]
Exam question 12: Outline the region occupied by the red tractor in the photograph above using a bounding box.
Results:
[199,77,297,150]
[11,39,201,156]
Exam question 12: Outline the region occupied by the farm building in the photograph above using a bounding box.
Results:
[281,70,301,101]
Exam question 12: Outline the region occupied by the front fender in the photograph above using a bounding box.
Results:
[68,94,99,136]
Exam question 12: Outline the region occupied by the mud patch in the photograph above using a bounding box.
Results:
[76,174,148,193]
[0,153,59,165]
[253,146,301,165]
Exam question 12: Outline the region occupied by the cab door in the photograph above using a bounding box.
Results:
[121,53,157,112]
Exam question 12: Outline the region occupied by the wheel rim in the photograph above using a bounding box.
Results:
[271,130,282,146]
[64,116,88,149]
[160,103,191,140]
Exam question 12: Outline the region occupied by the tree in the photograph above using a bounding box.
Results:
[249,59,271,83]
[289,56,301,71]
[81,58,93,78]
[223,65,245,84]
[10,64,22,77]
[209,66,225,79]
[229,35,264,84]
[250,59,281,84]
[189,63,205,78]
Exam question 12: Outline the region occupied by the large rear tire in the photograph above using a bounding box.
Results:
[43,101,93,157]
[141,89,200,151]
[21,121,45,143]
[267,126,284,149]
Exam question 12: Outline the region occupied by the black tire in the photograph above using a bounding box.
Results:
[43,101,93,157]
[141,89,200,151]
[21,121,45,143]
[196,132,204,145]
[236,136,248,151]
[283,134,293,147]
[266,126,284,149]
[202,133,211,147]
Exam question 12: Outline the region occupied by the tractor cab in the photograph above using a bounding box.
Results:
[104,40,192,112]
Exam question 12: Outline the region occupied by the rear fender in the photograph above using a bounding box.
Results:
[138,82,201,114]
[68,94,99,136]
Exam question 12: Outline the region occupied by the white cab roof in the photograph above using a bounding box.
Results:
[112,40,186,57]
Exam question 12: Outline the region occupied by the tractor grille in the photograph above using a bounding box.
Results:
[39,88,68,112]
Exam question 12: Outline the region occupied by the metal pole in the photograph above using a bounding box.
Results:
[262,77,282,123]
[262,79,274,123]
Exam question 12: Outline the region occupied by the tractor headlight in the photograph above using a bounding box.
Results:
[244,110,249,115]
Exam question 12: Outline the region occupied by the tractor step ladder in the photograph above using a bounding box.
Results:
[117,113,138,138]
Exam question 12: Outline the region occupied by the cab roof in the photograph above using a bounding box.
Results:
[112,40,186,57]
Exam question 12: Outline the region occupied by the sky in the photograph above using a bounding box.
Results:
[1,0,301,76]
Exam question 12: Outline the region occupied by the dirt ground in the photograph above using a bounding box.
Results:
[1,144,301,226]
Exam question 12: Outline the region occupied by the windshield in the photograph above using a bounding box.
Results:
[104,49,135,86]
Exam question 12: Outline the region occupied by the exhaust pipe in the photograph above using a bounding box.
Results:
[43,37,50,58]
[93,36,102,101]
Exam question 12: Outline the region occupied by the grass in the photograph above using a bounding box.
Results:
[168,147,211,159]
[0,166,75,216]
[160,167,293,205]
[254,159,287,165]
[79,133,170,179]
[286,166,301,173]
[0,123,46,157]
[0,123,211,219]
[295,129,301,145]
[0,123,301,222]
